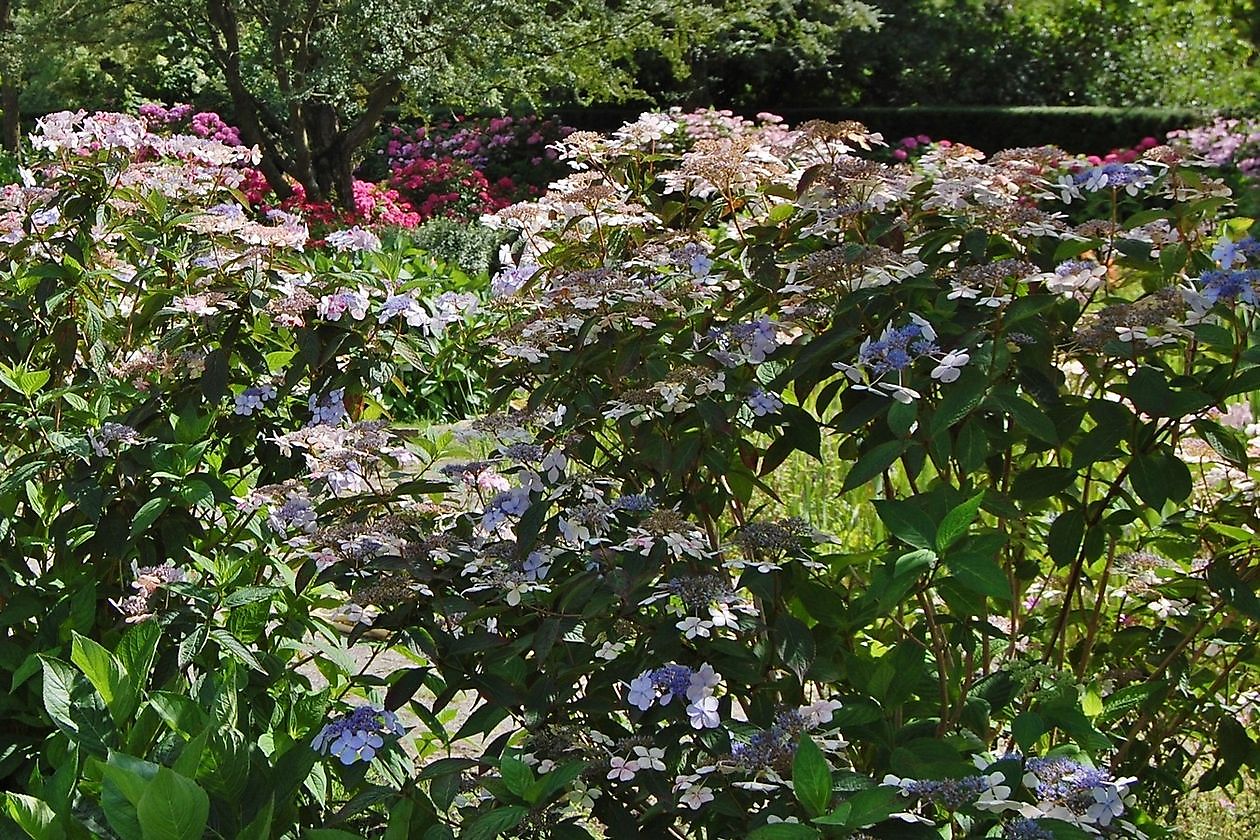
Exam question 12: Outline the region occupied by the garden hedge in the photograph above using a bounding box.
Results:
[556,105,1204,154]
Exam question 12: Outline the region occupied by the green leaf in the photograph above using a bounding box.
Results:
[792,735,832,817]
[1081,686,1103,718]
[953,420,988,474]
[1071,423,1126,471]
[813,786,899,828]
[265,350,298,373]
[525,761,586,806]
[873,499,936,550]
[17,369,51,397]
[935,491,984,552]
[1047,509,1085,568]
[384,667,430,711]
[1155,450,1193,504]
[989,393,1057,444]
[774,614,816,682]
[1126,367,1173,417]
[768,203,795,223]
[840,786,899,827]
[930,368,987,435]
[748,823,822,839]
[209,629,265,673]
[1192,419,1249,469]
[129,498,170,539]
[38,656,80,736]
[238,797,274,840]
[136,767,209,840]
[222,586,280,608]
[1099,683,1160,725]
[500,756,534,799]
[842,440,907,492]
[384,798,415,840]
[1129,454,1167,510]
[889,738,972,779]
[417,757,478,781]
[3,793,64,840]
[460,806,528,840]
[946,552,1011,600]
[100,753,161,840]
[177,624,209,669]
[1013,711,1047,751]
[71,632,135,724]
[115,622,160,689]
[1011,466,1077,501]
[172,730,208,778]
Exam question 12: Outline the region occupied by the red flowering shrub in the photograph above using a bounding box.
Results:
[387,156,513,221]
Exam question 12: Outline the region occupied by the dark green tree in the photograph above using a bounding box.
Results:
[157,0,882,206]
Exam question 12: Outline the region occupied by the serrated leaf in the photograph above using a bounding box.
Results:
[775,614,815,682]
[1011,466,1077,501]
[930,369,987,435]
[384,667,430,711]
[989,393,1057,444]
[417,757,478,781]
[500,757,533,799]
[873,498,935,550]
[1047,509,1085,568]
[3,793,64,840]
[71,632,135,724]
[461,805,528,840]
[209,629,265,673]
[38,656,80,736]
[935,491,985,551]
[1129,454,1166,510]
[177,624,208,669]
[1013,711,1047,751]
[16,369,51,397]
[946,552,1011,600]
[842,439,907,492]
[129,498,170,539]
[221,586,280,608]
[792,735,832,817]
[748,823,822,839]
[1099,682,1160,725]
[115,622,160,689]
[1193,419,1249,469]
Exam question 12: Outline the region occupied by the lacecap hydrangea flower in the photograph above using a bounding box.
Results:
[312,705,406,765]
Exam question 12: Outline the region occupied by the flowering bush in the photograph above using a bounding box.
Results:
[1168,117,1260,180]
[2,106,1259,840]
[385,155,514,222]
[137,101,244,146]
[379,114,572,202]
[0,111,486,836]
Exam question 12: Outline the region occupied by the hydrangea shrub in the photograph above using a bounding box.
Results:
[1,107,1259,839]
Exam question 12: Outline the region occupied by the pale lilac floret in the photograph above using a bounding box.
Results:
[378,292,430,327]
[491,263,540,297]
[308,388,347,426]
[747,387,784,416]
[318,288,369,321]
[311,706,406,765]
[326,226,381,252]
[233,384,277,415]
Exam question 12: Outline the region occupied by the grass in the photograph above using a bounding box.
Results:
[754,403,1260,838]
[1176,779,1260,838]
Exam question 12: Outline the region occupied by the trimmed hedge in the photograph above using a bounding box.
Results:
[554,106,1204,155]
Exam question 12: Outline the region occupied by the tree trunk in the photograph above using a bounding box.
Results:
[0,0,19,152]
[1,76,18,154]
[204,0,294,200]
[308,77,403,210]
